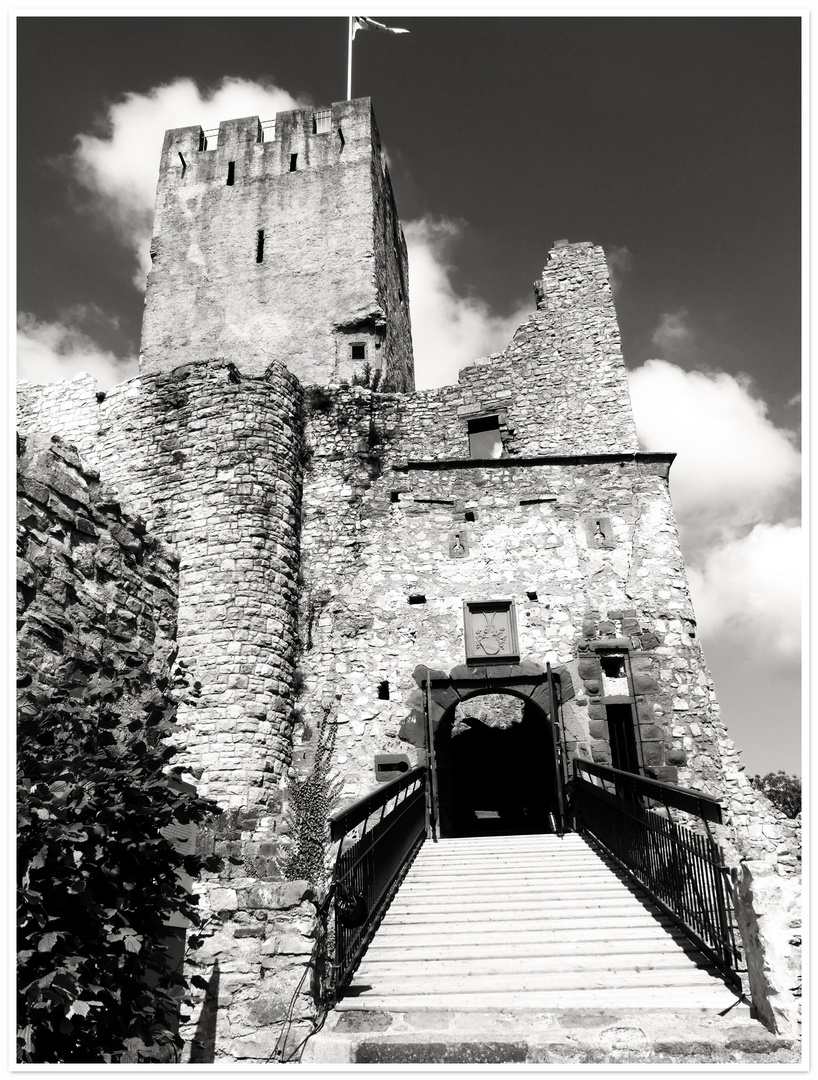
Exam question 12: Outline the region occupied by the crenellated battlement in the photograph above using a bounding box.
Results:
[158,98,383,188]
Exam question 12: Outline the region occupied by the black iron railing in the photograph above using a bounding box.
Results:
[572,757,743,988]
[327,766,427,994]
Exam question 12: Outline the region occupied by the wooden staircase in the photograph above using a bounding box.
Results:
[335,832,741,1012]
[297,832,801,1063]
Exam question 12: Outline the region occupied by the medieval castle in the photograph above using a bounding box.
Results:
[17,98,801,1062]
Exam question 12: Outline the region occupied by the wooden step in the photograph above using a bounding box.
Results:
[364,936,700,962]
[356,952,715,980]
[335,986,740,1012]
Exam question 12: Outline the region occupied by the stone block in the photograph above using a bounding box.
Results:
[578,658,600,680]
[640,742,664,766]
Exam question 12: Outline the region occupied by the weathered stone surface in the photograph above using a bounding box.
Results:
[16,130,800,1064]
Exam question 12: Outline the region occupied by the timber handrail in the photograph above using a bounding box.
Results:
[572,757,742,988]
[327,766,427,994]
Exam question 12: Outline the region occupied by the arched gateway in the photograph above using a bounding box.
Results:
[411,661,575,838]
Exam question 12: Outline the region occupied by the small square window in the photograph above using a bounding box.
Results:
[468,415,502,459]
[351,343,366,361]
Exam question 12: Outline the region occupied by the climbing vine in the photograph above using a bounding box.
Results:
[17,662,222,1064]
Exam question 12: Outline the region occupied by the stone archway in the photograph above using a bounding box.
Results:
[399,661,576,837]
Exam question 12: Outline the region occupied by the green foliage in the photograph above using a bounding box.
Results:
[17,663,222,1063]
[750,771,801,819]
[351,362,382,392]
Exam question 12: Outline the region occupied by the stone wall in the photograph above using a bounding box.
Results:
[17,430,178,711]
[140,99,413,391]
[16,234,799,1050]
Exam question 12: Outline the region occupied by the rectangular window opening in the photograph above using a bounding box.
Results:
[289,153,298,172]
[464,510,477,522]
[256,230,265,263]
[526,591,539,602]
[314,109,332,134]
[600,654,627,679]
[468,415,502,459]
[351,342,366,361]
[226,161,235,186]
[408,594,427,605]
[390,491,401,503]
[377,680,390,700]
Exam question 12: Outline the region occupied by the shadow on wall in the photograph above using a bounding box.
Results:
[188,959,220,1063]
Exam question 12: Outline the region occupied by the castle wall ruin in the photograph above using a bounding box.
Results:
[16,99,800,1057]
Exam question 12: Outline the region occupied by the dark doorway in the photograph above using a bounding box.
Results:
[607,703,639,773]
[435,695,559,838]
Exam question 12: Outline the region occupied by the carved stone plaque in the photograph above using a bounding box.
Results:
[463,599,520,665]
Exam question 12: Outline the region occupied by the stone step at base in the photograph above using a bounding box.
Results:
[301,1007,795,1065]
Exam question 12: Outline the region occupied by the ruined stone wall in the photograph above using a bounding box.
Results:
[343,241,639,461]
[17,375,102,463]
[17,431,178,712]
[141,99,413,390]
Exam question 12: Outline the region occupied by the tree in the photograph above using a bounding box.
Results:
[17,662,221,1064]
[750,771,801,819]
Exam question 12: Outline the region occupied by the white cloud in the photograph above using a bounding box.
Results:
[627,358,800,550]
[605,245,633,298]
[651,308,694,357]
[687,523,802,663]
[68,77,305,284]
[17,312,137,391]
[405,216,531,388]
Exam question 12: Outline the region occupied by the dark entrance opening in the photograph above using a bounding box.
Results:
[607,703,639,773]
[435,693,560,838]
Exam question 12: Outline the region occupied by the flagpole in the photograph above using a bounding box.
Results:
[347,16,353,100]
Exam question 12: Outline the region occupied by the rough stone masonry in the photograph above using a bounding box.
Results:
[17,96,800,1059]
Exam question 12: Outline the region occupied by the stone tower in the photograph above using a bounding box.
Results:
[16,99,801,1062]
[140,98,414,391]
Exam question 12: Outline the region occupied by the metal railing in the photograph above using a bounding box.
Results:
[327,766,427,994]
[572,757,743,988]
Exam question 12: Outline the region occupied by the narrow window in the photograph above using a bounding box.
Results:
[468,415,502,459]
[178,152,187,176]
[256,230,265,263]
[377,680,390,700]
[226,161,235,186]
[408,594,427,605]
[338,127,345,150]
[526,591,539,602]
[289,153,298,172]
[351,342,366,361]
[607,704,640,773]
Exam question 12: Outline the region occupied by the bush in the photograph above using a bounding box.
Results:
[17,664,221,1063]
[749,770,801,819]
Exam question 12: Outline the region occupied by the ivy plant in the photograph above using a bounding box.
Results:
[17,662,221,1063]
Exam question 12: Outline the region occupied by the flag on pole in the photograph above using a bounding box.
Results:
[348,16,409,99]
[352,16,409,38]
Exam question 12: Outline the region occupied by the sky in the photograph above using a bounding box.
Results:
[14,13,803,776]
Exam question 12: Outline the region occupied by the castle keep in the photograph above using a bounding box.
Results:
[17,98,800,1062]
